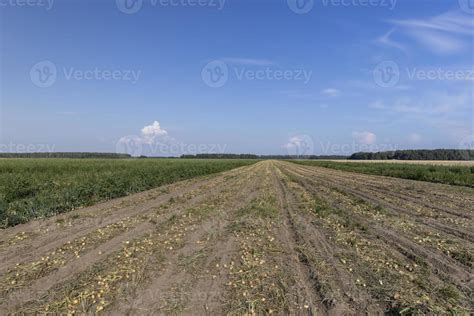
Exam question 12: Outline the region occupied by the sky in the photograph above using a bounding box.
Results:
[0,0,473,156]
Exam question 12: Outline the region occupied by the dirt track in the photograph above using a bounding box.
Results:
[0,161,472,315]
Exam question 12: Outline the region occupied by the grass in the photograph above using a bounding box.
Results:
[291,160,474,187]
[0,158,257,228]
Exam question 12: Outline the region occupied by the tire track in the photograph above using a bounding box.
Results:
[0,163,261,314]
[273,163,383,314]
[279,162,473,309]
[270,164,327,315]
[287,163,474,243]
[106,163,265,315]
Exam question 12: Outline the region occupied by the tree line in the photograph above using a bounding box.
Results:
[180,154,348,160]
[2,150,472,160]
[0,152,132,159]
[349,150,474,161]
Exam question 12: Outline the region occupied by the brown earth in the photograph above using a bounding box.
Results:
[0,161,472,315]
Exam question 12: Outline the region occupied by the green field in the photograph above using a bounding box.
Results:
[291,160,474,188]
[0,158,256,228]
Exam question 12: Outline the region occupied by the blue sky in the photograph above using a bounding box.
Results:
[1,0,473,156]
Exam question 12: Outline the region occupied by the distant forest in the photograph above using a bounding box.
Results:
[182,150,474,160]
[349,150,474,161]
[0,152,132,159]
[1,150,472,160]
[0,152,346,160]
[180,154,348,160]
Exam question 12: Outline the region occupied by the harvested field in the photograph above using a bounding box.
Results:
[0,161,472,315]
[295,160,474,187]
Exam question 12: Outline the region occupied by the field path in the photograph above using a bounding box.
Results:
[0,161,472,315]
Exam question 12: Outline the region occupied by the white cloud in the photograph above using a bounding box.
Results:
[321,88,341,97]
[141,121,168,144]
[352,131,377,145]
[284,136,305,149]
[118,120,169,148]
[283,135,314,156]
[408,133,422,144]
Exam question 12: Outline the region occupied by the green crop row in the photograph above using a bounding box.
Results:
[0,158,257,228]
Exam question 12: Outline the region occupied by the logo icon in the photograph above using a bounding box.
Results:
[287,0,314,14]
[285,135,314,157]
[116,0,143,14]
[201,60,228,88]
[116,135,143,157]
[459,0,474,14]
[30,60,57,88]
[373,60,400,88]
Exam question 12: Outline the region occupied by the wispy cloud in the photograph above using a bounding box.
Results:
[375,28,406,51]
[57,111,78,116]
[221,57,275,66]
[410,30,465,54]
[372,92,470,115]
[280,90,315,99]
[389,11,474,35]
[379,10,473,54]
[369,90,473,140]
[368,100,386,110]
[321,88,341,97]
